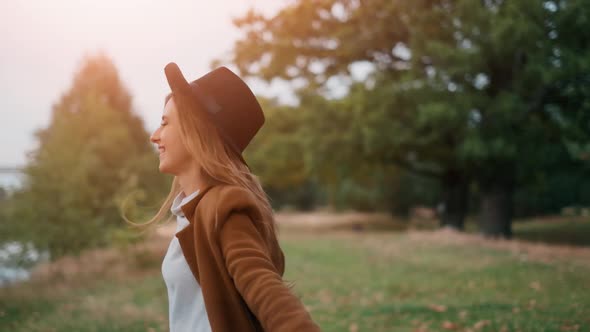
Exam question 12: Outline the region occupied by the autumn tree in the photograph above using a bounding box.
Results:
[7,53,168,260]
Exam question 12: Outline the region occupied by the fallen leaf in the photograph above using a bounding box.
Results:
[458,310,468,319]
[473,320,491,330]
[529,281,542,291]
[560,324,580,331]
[428,303,447,312]
[373,291,385,302]
[413,322,430,332]
[442,320,459,330]
[527,299,537,309]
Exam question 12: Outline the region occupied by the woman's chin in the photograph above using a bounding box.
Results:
[158,161,172,174]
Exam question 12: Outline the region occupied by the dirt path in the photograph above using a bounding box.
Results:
[405,228,590,267]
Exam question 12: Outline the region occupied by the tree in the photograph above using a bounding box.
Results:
[223,0,590,237]
[245,97,321,210]
[8,53,168,260]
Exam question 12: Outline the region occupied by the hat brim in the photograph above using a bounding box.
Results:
[164,62,192,95]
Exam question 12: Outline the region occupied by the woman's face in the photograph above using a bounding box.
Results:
[150,97,193,175]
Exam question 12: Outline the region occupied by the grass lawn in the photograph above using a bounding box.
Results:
[1,220,589,331]
[280,230,589,331]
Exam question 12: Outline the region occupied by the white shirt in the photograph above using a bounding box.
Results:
[162,189,212,332]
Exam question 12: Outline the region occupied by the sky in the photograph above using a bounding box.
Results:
[0,0,294,168]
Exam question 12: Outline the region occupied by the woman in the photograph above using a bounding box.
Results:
[144,62,321,332]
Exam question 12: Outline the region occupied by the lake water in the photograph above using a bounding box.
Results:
[0,170,35,287]
[0,241,49,287]
[0,171,23,192]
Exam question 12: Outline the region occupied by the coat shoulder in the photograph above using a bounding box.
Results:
[198,184,262,232]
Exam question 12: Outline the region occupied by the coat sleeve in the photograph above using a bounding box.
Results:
[219,212,322,332]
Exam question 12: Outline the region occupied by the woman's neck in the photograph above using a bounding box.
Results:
[177,163,203,196]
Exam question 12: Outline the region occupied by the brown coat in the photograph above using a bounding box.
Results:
[175,183,321,332]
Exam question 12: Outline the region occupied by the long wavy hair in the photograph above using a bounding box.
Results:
[121,90,278,245]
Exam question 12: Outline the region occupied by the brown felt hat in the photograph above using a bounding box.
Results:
[164,62,265,170]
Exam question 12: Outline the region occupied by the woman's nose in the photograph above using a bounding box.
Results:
[150,129,159,143]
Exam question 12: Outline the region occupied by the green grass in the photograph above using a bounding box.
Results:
[1,226,589,331]
[280,231,590,331]
[0,274,169,331]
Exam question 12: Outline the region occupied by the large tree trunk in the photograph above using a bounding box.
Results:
[479,172,515,239]
[439,169,469,230]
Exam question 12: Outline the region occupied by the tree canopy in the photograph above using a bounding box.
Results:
[6,54,169,260]
[223,0,590,237]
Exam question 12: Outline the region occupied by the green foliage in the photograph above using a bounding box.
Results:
[4,54,168,261]
[246,98,310,191]
[247,91,413,211]
[512,138,590,216]
[225,0,590,230]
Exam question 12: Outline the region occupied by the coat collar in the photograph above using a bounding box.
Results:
[179,183,217,222]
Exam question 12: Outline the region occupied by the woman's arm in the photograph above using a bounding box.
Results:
[219,212,322,332]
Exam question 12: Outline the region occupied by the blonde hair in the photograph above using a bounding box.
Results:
[121,91,278,245]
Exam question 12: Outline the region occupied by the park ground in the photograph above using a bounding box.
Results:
[1,212,589,332]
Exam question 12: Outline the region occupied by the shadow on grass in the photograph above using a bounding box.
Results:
[513,218,590,247]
